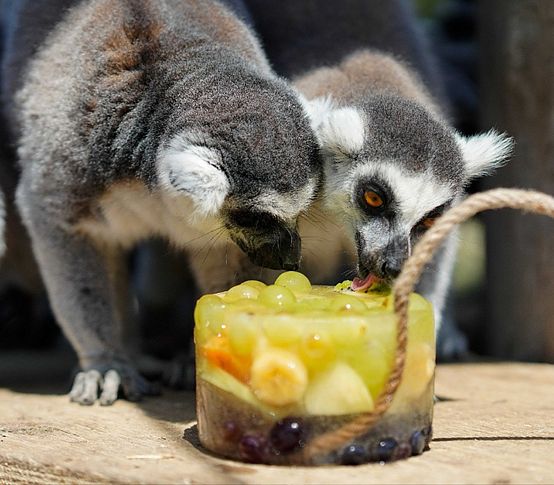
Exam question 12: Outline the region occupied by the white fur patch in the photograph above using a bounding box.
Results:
[298,94,335,131]
[76,180,225,250]
[374,164,454,228]
[456,130,514,179]
[318,106,366,158]
[157,134,229,217]
[255,177,318,221]
[325,160,455,232]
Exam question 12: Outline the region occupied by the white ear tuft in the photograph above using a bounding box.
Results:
[298,94,335,131]
[456,130,514,179]
[158,136,229,216]
[318,106,366,159]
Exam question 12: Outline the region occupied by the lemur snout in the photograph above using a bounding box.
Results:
[248,228,301,271]
[226,209,302,270]
[358,236,409,281]
[379,260,402,279]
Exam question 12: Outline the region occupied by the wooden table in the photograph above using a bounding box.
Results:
[0,361,553,484]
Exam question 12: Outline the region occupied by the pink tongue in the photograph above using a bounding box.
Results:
[351,274,379,292]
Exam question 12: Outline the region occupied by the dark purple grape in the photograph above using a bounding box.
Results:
[239,435,268,463]
[376,437,398,462]
[393,442,412,460]
[269,418,306,454]
[410,430,427,455]
[222,421,241,442]
[341,444,368,465]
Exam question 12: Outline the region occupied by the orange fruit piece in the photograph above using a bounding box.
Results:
[202,336,251,383]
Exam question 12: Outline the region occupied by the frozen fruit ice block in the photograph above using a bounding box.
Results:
[195,272,435,465]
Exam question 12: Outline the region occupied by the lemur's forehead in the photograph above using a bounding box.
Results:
[358,96,465,186]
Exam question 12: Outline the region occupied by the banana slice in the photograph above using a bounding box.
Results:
[250,348,308,407]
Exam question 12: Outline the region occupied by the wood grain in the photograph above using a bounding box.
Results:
[0,363,552,484]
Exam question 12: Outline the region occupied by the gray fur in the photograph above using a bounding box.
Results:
[11,0,319,404]
[332,95,464,184]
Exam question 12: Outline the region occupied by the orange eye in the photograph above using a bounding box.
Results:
[364,191,384,208]
[422,217,437,229]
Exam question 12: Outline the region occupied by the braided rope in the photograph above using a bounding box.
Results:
[300,188,554,461]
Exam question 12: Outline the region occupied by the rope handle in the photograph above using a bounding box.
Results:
[299,188,554,461]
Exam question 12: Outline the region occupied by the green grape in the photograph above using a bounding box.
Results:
[224,283,260,302]
[274,271,312,294]
[329,294,368,313]
[242,280,267,291]
[294,297,331,312]
[258,285,297,310]
[262,314,302,346]
[329,315,369,347]
[228,313,259,356]
[299,330,335,368]
[194,295,227,341]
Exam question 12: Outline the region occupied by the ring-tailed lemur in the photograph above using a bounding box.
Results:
[10,0,320,405]
[295,50,513,329]
[242,0,472,357]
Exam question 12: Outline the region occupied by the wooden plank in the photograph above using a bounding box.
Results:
[479,0,554,361]
[0,363,553,484]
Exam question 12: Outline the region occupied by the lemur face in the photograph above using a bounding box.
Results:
[221,170,318,270]
[313,95,512,287]
[157,84,320,270]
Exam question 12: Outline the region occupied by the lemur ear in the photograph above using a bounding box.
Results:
[456,130,514,180]
[298,95,334,131]
[317,107,366,160]
[319,106,366,159]
[298,96,365,159]
[158,137,229,216]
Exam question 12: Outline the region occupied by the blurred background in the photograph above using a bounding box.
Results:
[0,0,552,393]
[416,0,553,363]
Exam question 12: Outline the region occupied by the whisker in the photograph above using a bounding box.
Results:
[190,227,225,260]
[180,225,225,247]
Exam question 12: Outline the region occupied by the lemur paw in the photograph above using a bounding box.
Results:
[69,363,161,406]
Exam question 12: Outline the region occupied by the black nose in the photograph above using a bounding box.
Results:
[357,236,409,280]
[380,260,402,279]
[379,236,409,279]
[248,229,301,270]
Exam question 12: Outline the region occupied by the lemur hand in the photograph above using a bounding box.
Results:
[69,360,160,406]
